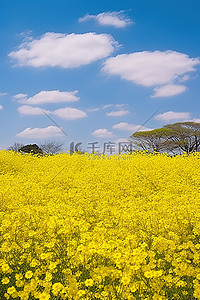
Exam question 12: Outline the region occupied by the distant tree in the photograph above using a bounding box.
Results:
[131,128,171,153]
[163,122,200,154]
[39,140,63,154]
[7,142,24,152]
[19,144,43,154]
[131,122,200,154]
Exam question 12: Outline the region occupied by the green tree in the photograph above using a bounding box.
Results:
[19,144,43,154]
[131,122,200,154]
[131,128,171,153]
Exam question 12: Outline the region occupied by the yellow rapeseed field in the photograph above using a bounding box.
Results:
[1,150,200,300]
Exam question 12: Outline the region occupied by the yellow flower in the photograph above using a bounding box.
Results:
[2,264,10,272]
[25,270,33,279]
[121,276,131,285]
[39,292,50,300]
[40,253,49,260]
[2,277,10,284]
[78,290,86,297]
[85,278,94,287]
[45,272,52,281]
[7,286,17,295]
[48,261,57,270]
[52,282,64,296]
[30,259,38,267]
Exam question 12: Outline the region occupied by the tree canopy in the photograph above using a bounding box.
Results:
[131,122,200,154]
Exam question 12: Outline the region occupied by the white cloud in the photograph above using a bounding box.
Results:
[79,11,132,28]
[87,103,126,112]
[17,103,87,120]
[18,90,79,105]
[151,84,187,98]
[0,105,3,110]
[107,109,129,117]
[92,128,115,138]
[18,105,50,115]
[102,104,113,109]
[13,93,28,99]
[16,126,63,138]
[9,32,117,68]
[113,122,152,132]
[155,111,190,122]
[87,107,101,112]
[103,50,200,97]
[53,107,87,120]
[0,93,7,96]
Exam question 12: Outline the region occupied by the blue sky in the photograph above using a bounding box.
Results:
[1,0,200,153]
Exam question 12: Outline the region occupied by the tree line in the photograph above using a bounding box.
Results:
[131,122,200,154]
[6,122,200,155]
[7,141,63,155]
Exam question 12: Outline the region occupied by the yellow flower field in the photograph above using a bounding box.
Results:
[1,150,200,299]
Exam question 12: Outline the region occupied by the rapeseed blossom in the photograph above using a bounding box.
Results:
[0,150,200,299]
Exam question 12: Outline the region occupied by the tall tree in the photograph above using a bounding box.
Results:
[131,122,200,154]
[164,122,200,154]
[131,128,171,152]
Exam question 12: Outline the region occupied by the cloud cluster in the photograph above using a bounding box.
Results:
[106,110,129,117]
[103,50,200,97]
[16,126,63,138]
[53,107,87,120]
[16,90,79,105]
[0,105,3,110]
[18,105,49,115]
[92,128,115,138]
[112,122,152,132]
[9,32,117,68]
[16,90,87,138]
[0,93,7,96]
[151,84,187,98]
[155,111,191,121]
[79,11,132,28]
[18,105,87,119]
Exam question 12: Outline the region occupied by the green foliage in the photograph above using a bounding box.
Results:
[131,122,200,154]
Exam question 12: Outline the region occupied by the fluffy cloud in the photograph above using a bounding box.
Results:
[103,50,200,97]
[155,111,190,121]
[53,107,87,120]
[17,104,87,120]
[16,126,63,138]
[18,90,79,105]
[0,93,7,96]
[18,105,50,115]
[107,110,129,117]
[13,93,28,100]
[92,128,115,138]
[113,122,152,132]
[0,105,3,110]
[151,84,187,98]
[9,32,117,68]
[79,11,132,28]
